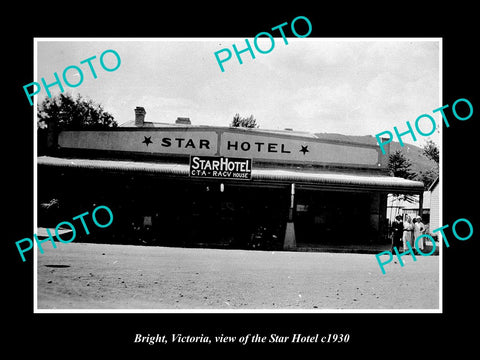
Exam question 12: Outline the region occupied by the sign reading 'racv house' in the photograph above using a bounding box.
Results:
[190,156,252,180]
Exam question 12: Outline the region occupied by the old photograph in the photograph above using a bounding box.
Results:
[33,38,441,311]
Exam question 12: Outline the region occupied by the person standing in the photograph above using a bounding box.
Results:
[403,215,414,252]
[414,216,426,252]
[391,215,404,252]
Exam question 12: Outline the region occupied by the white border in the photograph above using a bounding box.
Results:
[33,37,443,314]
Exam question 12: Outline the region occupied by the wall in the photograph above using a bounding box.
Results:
[429,182,440,231]
[57,127,387,171]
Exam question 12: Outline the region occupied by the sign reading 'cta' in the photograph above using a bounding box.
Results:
[190,156,252,180]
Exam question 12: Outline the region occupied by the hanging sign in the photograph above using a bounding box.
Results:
[189,155,252,180]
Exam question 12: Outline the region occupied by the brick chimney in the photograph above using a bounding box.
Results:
[175,117,191,125]
[134,107,146,126]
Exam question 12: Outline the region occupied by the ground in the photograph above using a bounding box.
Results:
[36,242,440,310]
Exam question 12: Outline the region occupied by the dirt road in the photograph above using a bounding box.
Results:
[36,242,439,310]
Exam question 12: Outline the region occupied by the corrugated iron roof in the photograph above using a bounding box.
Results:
[38,156,188,176]
[37,156,424,192]
[253,168,423,191]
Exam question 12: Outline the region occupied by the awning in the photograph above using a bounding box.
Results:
[37,156,424,193]
[38,156,189,176]
[253,168,423,192]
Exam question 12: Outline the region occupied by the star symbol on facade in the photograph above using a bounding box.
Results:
[142,136,153,146]
[299,145,309,155]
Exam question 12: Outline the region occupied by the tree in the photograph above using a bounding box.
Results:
[409,140,439,189]
[388,149,417,207]
[37,93,117,154]
[415,167,439,189]
[230,113,258,128]
[422,140,439,164]
[38,93,117,131]
[388,149,415,180]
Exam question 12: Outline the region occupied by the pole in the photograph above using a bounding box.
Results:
[283,183,296,250]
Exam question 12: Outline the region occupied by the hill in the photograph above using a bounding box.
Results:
[389,141,438,175]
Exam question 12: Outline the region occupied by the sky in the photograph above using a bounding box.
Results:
[35,38,441,146]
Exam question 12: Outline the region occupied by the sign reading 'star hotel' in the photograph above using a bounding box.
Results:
[58,126,386,169]
[190,156,252,180]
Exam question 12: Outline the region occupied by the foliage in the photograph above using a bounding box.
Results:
[40,198,60,209]
[412,140,439,189]
[414,166,439,189]
[230,113,258,128]
[422,140,439,164]
[388,149,415,180]
[37,93,117,131]
[391,193,418,204]
[389,143,439,190]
